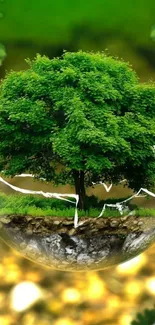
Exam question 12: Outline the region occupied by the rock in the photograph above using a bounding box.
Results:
[31,221,37,225]
[69,228,76,236]
[12,227,20,231]
[26,229,33,235]
[34,229,42,234]
[138,221,144,226]
[63,220,74,226]
[110,220,119,228]
[26,217,33,222]
[131,226,139,231]
[20,242,27,249]
[121,216,129,222]
[123,223,129,227]
[53,220,60,225]
[77,253,89,264]
[0,216,11,224]
[59,227,68,233]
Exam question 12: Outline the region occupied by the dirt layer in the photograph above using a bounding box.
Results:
[0,214,154,237]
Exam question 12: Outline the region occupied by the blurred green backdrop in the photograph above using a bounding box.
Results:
[0,0,155,81]
[0,4,155,325]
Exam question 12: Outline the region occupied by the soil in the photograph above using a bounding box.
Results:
[0,214,154,237]
[0,214,155,271]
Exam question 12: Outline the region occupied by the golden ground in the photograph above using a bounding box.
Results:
[0,240,155,325]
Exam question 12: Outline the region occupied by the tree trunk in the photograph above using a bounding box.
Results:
[73,170,86,210]
[79,170,86,210]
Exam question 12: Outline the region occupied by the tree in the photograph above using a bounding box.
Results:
[131,308,155,325]
[0,51,155,209]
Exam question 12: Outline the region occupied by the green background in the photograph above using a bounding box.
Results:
[0,0,155,81]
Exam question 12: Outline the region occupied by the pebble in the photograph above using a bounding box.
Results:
[122,223,128,227]
[31,221,37,225]
[12,227,19,231]
[138,221,144,226]
[53,220,60,225]
[131,226,139,231]
[34,229,42,233]
[26,217,33,221]
[20,242,27,249]
[121,216,129,222]
[110,220,119,227]
[26,229,33,235]
[63,221,74,226]
[69,228,76,235]
[133,220,138,225]
[0,217,11,224]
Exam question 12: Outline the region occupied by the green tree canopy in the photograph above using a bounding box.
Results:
[0,51,155,209]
